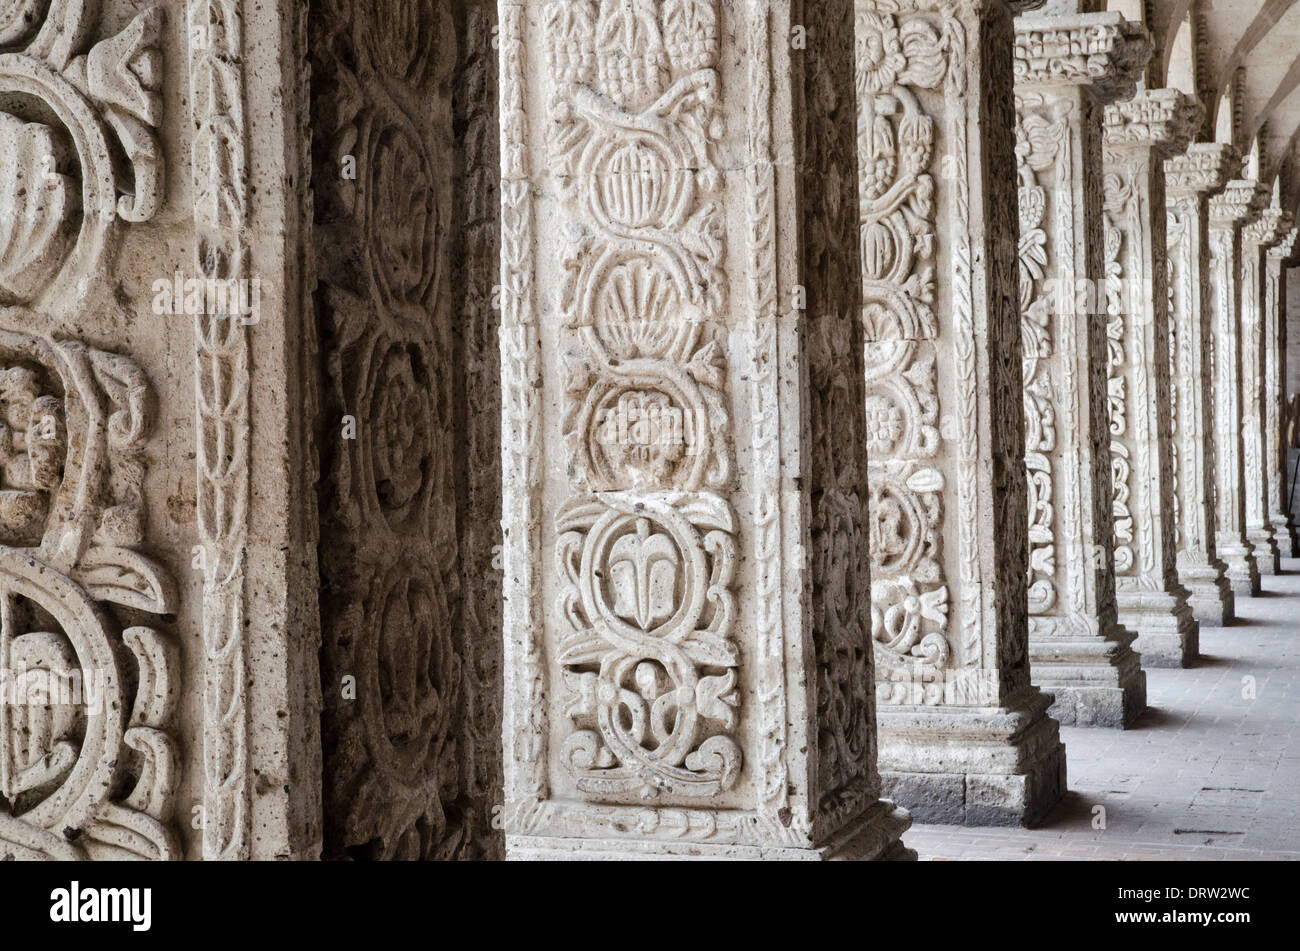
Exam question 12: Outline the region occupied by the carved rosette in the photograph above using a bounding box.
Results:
[312,0,492,859]
[542,0,742,802]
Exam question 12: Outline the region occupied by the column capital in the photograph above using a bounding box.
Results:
[1013,12,1149,101]
[1165,142,1240,198]
[1209,179,1270,228]
[1103,88,1202,156]
[1245,208,1295,250]
[1271,226,1300,263]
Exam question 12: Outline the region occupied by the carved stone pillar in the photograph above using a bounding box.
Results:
[1208,180,1270,597]
[1242,205,1295,575]
[0,0,330,860]
[1164,143,1239,625]
[1101,90,1201,667]
[310,0,506,860]
[862,1,1065,824]
[496,0,912,860]
[1010,12,1148,727]
[1266,227,1300,557]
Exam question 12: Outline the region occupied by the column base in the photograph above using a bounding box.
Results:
[1216,535,1261,597]
[1269,513,1297,561]
[1247,525,1280,575]
[505,799,916,861]
[1117,586,1198,667]
[1176,555,1235,625]
[1028,616,1147,728]
[877,688,1066,826]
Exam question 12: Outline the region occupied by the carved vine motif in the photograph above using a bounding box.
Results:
[1166,207,1186,551]
[0,325,179,860]
[544,0,740,800]
[187,0,250,862]
[0,1,166,316]
[1103,173,1135,574]
[856,8,962,703]
[313,0,490,859]
[1014,97,1068,617]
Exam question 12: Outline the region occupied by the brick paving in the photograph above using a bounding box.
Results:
[904,555,1300,861]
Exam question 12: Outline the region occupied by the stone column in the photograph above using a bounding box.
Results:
[1164,143,1240,625]
[496,0,912,860]
[1208,180,1269,597]
[863,1,1066,823]
[1242,205,1295,575]
[1101,89,1202,667]
[1011,11,1149,726]
[1266,227,1300,557]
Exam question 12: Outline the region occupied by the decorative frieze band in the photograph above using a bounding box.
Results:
[1012,12,1150,102]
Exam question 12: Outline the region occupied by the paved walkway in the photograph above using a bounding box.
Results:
[905,555,1300,860]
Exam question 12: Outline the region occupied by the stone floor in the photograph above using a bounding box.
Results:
[905,555,1300,861]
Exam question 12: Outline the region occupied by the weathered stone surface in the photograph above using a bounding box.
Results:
[310,0,504,861]
[1012,10,1149,728]
[1164,142,1239,625]
[1242,202,1295,576]
[861,0,1065,823]
[1102,88,1202,667]
[495,0,910,860]
[1209,178,1271,599]
[1266,227,1300,558]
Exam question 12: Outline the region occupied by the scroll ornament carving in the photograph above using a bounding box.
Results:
[1014,98,1068,617]
[1103,171,1134,574]
[0,2,175,861]
[0,326,179,860]
[856,8,959,704]
[0,2,166,314]
[1166,208,1185,549]
[544,0,741,799]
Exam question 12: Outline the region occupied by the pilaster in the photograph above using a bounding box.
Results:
[1208,178,1270,597]
[1242,205,1295,575]
[1164,142,1240,625]
[863,0,1066,824]
[496,0,912,859]
[1011,10,1150,725]
[1266,227,1300,557]
[1102,89,1203,666]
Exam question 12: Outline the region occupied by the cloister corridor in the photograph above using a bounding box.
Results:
[911,558,1300,860]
